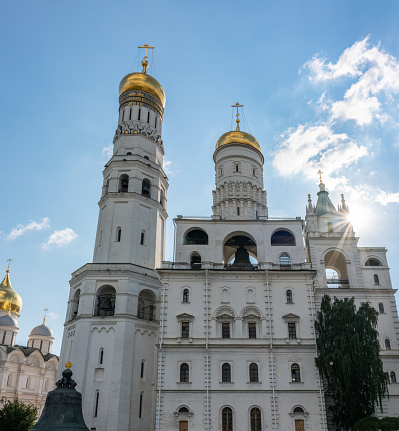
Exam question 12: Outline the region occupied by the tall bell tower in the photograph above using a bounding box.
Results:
[58,45,167,431]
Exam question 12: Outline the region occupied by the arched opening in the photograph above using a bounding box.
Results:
[95,285,116,316]
[250,407,261,431]
[379,303,385,314]
[249,363,259,382]
[293,407,304,413]
[141,179,151,198]
[222,363,231,382]
[374,274,380,285]
[116,227,122,242]
[291,363,301,382]
[271,230,296,246]
[182,289,189,303]
[144,155,149,160]
[118,174,129,193]
[222,407,233,431]
[183,229,209,245]
[137,290,156,321]
[286,289,293,304]
[328,222,334,233]
[126,152,132,155]
[99,348,104,365]
[365,258,382,266]
[385,339,391,350]
[224,234,258,270]
[140,230,145,245]
[179,407,189,414]
[190,253,202,270]
[391,372,396,383]
[71,289,80,320]
[141,361,145,378]
[279,253,291,267]
[180,363,189,382]
[324,250,349,288]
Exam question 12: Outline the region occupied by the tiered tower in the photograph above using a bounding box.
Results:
[58,46,168,431]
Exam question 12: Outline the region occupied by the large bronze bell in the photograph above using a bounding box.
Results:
[232,246,252,268]
[99,297,113,311]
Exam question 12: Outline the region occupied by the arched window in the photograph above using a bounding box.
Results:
[250,407,262,431]
[279,253,291,267]
[179,407,189,413]
[140,231,145,245]
[374,274,380,285]
[328,222,333,233]
[222,363,231,382]
[271,230,296,246]
[385,339,391,350]
[116,227,122,242]
[190,253,202,269]
[184,229,209,245]
[249,363,259,382]
[183,289,189,303]
[379,303,385,314]
[141,179,151,197]
[26,377,31,388]
[119,174,129,193]
[94,391,100,417]
[141,361,145,379]
[71,289,80,320]
[390,372,396,383]
[291,363,301,382]
[286,289,293,304]
[222,407,233,431]
[137,290,156,321]
[126,152,132,155]
[293,407,304,413]
[180,363,189,382]
[96,286,116,317]
[144,155,149,160]
[99,348,104,365]
[365,258,382,266]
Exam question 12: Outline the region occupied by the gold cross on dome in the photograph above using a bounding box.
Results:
[65,361,72,369]
[43,308,48,325]
[232,102,243,131]
[317,170,323,184]
[6,258,12,271]
[138,43,155,73]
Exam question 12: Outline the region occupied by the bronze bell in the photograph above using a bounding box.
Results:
[99,297,113,311]
[232,246,252,268]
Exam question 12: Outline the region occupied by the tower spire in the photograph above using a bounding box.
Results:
[43,307,48,325]
[138,43,155,74]
[232,102,243,131]
[317,170,323,184]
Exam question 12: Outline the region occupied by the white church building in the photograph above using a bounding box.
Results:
[58,49,399,431]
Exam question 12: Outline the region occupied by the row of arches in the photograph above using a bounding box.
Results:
[103,177,155,199]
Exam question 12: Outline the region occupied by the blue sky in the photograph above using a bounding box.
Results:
[2,1,399,354]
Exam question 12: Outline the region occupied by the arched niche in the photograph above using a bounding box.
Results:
[223,233,257,269]
[95,285,116,316]
[365,257,383,267]
[137,289,157,321]
[271,229,296,246]
[183,228,209,245]
[324,249,349,287]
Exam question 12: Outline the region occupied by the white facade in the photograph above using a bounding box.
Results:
[58,65,399,431]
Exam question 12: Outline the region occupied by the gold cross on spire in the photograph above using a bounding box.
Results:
[317,170,323,184]
[43,308,48,325]
[138,43,155,74]
[232,102,243,131]
[6,258,12,272]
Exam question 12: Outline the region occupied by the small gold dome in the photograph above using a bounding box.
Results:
[216,130,262,152]
[119,72,166,107]
[0,270,22,315]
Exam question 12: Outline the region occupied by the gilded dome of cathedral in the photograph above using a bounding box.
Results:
[0,270,22,315]
[216,130,262,152]
[119,72,166,107]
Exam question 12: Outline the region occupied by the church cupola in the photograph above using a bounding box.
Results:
[0,264,22,316]
[212,103,267,220]
[28,309,54,354]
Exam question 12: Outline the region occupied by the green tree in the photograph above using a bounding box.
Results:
[315,295,389,431]
[0,399,38,431]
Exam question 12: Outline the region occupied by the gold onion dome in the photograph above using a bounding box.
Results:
[216,130,262,152]
[119,72,165,107]
[0,270,22,314]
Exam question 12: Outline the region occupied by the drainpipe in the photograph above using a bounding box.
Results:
[156,271,167,431]
[308,273,326,431]
[172,219,177,268]
[205,269,210,431]
[266,269,278,431]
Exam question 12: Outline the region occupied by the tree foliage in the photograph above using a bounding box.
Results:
[315,295,389,430]
[0,399,38,431]
[354,416,399,431]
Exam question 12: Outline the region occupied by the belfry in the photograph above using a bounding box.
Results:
[58,47,399,431]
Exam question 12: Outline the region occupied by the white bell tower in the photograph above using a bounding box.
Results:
[58,45,167,431]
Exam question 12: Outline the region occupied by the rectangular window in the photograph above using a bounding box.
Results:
[94,391,99,417]
[288,322,296,339]
[139,393,143,418]
[237,207,240,216]
[222,322,230,339]
[181,321,190,338]
[138,108,141,121]
[155,117,157,128]
[248,322,257,339]
[147,111,150,123]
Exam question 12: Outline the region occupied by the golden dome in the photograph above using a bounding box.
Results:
[216,130,262,152]
[119,72,166,107]
[0,270,22,315]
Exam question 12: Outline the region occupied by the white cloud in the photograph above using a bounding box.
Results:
[376,191,399,205]
[42,228,78,250]
[163,159,180,176]
[102,144,113,158]
[273,124,367,187]
[8,217,50,240]
[48,312,59,320]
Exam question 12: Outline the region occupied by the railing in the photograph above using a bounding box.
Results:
[223,264,259,271]
[327,279,349,288]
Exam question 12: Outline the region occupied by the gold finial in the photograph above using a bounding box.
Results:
[6,258,12,273]
[232,102,244,131]
[65,361,72,369]
[317,170,323,184]
[138,43,155,74]
[43,308,48,325]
